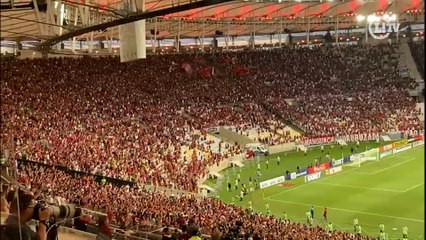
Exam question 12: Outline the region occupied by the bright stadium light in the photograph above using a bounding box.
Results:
[383,14,390,20]
[356,15,365,22]
[367,15,377,23]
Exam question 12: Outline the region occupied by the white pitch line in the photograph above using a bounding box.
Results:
[368,158,415,175]
[265,161,378,200]
[404,182,425,193]
[267,198,424,223]
[313,182,404,193]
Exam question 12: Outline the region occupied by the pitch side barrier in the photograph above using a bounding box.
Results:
[285,134,424,182]
[379,134,424,158]
[300,133,381,147]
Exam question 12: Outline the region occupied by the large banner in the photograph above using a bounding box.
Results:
[338,133,380,142]
[302,136,335,146]
[401,130,424,139]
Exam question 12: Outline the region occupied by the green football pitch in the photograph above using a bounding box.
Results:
[206,142,425,239]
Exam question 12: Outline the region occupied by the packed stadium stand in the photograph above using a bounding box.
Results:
[1,0,425,239]
[1,42,424,239]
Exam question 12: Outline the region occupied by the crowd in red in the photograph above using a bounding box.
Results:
[1,44,422,189]
[16,163,376,240]
[1,43,423,239]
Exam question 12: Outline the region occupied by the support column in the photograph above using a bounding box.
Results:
[225,21,230,50]
[32,0,46,35]
[88,31,94,53]
[56,0,65,51]
[175,19,181,52]
[150,31,154,51]
[278,19,283,47]
[365,19,368,43]
[335,16,339,44]
[107,29,113,53]
[71,7,78,52]
[56,0,64,36]
[395,0,399,43]
[306,18,310,45]
[153,17,158,53]
[118,0,146,61]
[251,21,256,49]
[201,19,205,52]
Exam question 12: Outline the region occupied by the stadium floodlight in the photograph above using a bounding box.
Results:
[383,14,389,20]
[367,15,378,23]
[356,15,365,22]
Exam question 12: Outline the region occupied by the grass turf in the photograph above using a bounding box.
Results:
[206,141,424,239]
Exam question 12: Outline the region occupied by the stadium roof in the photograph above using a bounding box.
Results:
[0,0,424,46]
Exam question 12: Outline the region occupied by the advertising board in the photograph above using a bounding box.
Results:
[325,166,342,175]
[304,172,322,183]
[393,139,408,148]
[392,144,412,154]
[260,176,285,189]
[331,159,343,167]
[379,144,393,153]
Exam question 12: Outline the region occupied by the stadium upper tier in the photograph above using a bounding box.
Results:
[1,44,423,192]
[0,0,424,45]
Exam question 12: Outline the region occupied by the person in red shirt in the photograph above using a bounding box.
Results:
[97,215,113,240]
[179,225,191,240]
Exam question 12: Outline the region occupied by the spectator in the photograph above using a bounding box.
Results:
[162,227,173,240]
[189,228,202,240]
[97,215,113,240]
[3,189,50,240]
[1,184,10,213]
[211,226,222,240]
[179,225,191,240]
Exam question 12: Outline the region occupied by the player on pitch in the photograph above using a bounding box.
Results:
[323,207,328,222]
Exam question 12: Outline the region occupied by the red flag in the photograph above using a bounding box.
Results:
[233,66,249,76]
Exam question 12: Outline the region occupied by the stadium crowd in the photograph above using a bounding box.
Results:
[1,43,423,239]
[11,163,376,240]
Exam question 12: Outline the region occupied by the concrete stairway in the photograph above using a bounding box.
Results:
[399,42,423,82]
[217,127,255,146]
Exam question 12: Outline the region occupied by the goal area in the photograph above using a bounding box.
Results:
[347,148,379,167]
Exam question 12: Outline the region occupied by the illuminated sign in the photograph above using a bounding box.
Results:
[368,14,400,40]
